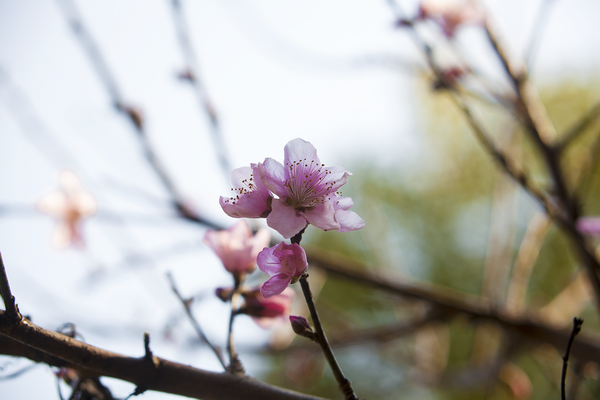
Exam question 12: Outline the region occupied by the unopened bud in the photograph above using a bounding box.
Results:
[290,316,317,341]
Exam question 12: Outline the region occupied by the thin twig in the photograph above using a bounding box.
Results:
[226,279,244,374]
[168,0,231,178]
[555,99,600,151]
[0,253,19,320]
[55,0,221,231]
[299,275,358,400]
[524,0,558,69]
[561,317,583,400]
[166,273,227,370]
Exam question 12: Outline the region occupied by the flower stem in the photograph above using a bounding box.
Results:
[299,274,358,400]
[290,225,308,245]
[227,277,245,374]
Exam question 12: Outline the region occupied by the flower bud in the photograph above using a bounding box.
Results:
[289,315,317,342]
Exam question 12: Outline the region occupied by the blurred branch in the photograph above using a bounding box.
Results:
[166,272,227,370]
[55,0,221,231]
[485,20,600,314]
[169,0,231,177]
[0,260,324,400]
[555,99,600,151]
[505,211,552,314]
[524,0,558,69]
[388,0,600,314]
[304,245,600,365]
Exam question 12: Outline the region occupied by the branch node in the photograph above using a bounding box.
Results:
[143,332,159,369]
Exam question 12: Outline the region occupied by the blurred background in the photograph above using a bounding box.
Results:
[2,0,600,398]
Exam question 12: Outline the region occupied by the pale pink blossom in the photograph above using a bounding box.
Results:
[258,138,364,238]
[203,220,270,279]
[241,287,295,328]
[576,217,600,236]
[257,242,308,297]
[220,164,272,218]
[37,170,97,249]
[418,0,486,38]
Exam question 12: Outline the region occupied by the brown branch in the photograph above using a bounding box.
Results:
[555,99,600,151]
[304,245,600,365]
[0,314,324,400]
[0,253,19,322]
[561,318,584,400]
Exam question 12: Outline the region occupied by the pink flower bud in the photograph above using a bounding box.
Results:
[240,287,295,329]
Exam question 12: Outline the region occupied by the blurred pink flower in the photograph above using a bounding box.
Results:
[258,138,364,238]
[576,217,600,236]
[37,170,97,250]
[257,242,308,297]
[241,287,295,328]
[203,220,270,279]
[220,164,272,218]
[418,0,486,38]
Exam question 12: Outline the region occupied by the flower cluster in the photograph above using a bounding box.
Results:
[220,138,364,239]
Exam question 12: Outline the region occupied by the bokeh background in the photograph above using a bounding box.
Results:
[2,0,600,399]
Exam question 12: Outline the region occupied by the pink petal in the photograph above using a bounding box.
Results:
[220,165,272,218]
[288,244,308,275]
[257,244,285,276]
[267,199,308,239]
[334,196,354,210]
[318,166,351,193]
[335,209,365,232]
[258,158,287,198]
[251,228,271,259]
[577,217,600,236]
[260,274,293,298]
[303,202,340,232]
[283,138,320,168]
[37,192,69,218]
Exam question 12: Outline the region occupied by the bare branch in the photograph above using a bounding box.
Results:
[561,318,583,400]
[304,245,600,365]
[555,100,600,151]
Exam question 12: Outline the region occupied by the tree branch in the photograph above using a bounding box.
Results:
[304,245,600,365]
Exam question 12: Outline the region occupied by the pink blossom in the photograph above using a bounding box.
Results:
[37,170,97,249]
[418,0,486,38]
[220,164,272,218]
[241,287,295,328]
[257,242,308,297]
[203,221,270,278]
[258,138,364,238]
[576,217,600,236]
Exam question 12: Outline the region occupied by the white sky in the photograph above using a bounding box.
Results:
[1,0,600,398]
